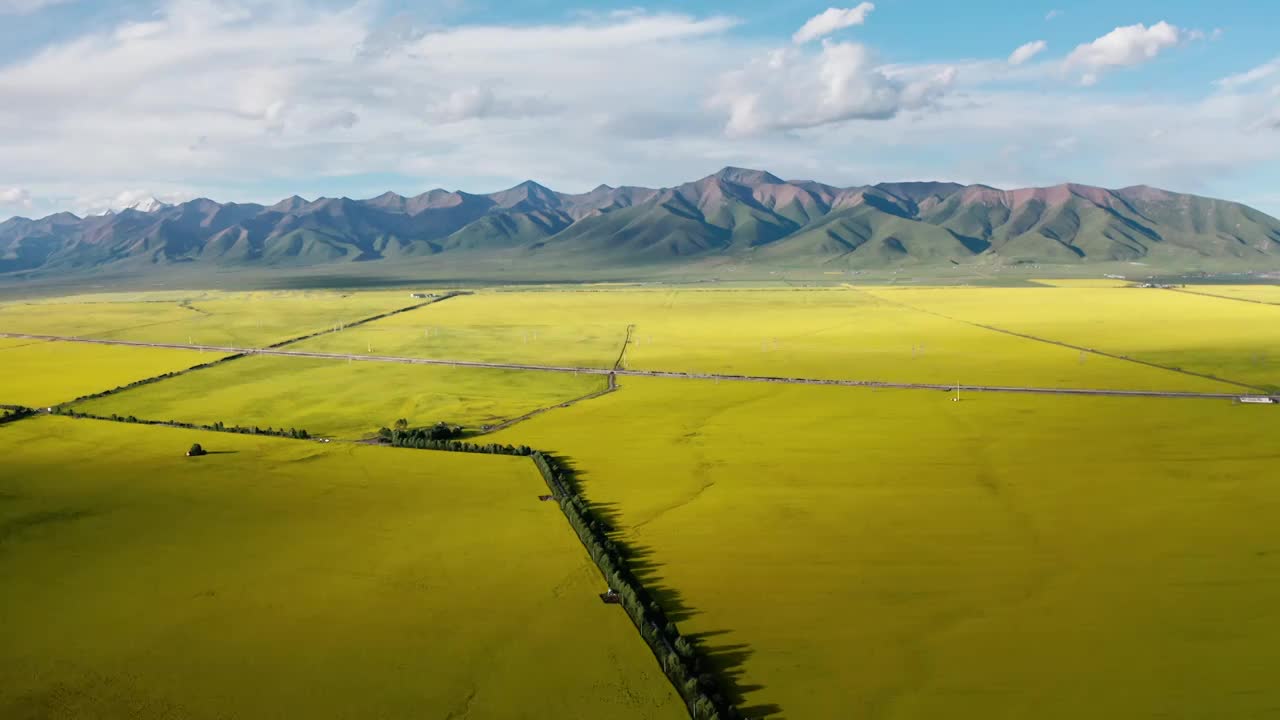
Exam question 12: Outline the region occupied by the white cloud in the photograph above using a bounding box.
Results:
[712,41,956,135]
[1046,10,1063,21]
[1217,58,1280,90]
[0,0,1278,220]
[1064,21,1183,85]
[1008,40,1047,66]
[792,4,875,45]
[0,187,33,209]
[0,0,72,15]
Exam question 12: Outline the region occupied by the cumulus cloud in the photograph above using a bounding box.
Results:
[792,4,875,45]
[1065,21,1183,85]
[1008,40,1047,66]
[1,0,1278,219]
[712,41,956,135]
[0,187,33,209]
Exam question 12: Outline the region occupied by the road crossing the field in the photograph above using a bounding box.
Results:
[2,331,1275,402]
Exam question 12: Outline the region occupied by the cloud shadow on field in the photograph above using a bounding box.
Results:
[550,454,785,719]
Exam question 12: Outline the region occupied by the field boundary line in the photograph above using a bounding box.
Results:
[612,323,636,371]
[474,372,618,436]
[4,331,1273,402]
[1164,287,1280,307]
[26,292,468,411]
[850,286,1268,393]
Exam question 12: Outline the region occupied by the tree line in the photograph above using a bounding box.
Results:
[51,407,311,439]
[370,422,741,717]
[530,452,740,720]
[0,405,35,425]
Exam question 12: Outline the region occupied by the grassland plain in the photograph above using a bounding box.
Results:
[488,376,1280,719]
[0,339,220,407]
[73,354,606,438]
[315,288,1241,393]
[0,289,428,348]
[0,416,683,719]
[865,286,1280,391]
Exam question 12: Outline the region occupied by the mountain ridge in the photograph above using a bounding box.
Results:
[4,167,1279,277]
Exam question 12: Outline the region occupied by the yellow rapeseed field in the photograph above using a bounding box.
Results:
[73,354,605,438]
[0,416,682,719]
[322,288,1241,392]
[488,376,1280,719]
[0,339,218,407]
[0,289,425,348]
[868,286,1280,391]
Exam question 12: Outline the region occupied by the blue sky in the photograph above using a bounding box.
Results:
[1,0,1278,218]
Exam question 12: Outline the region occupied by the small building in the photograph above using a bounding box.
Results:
[409,292,438,299]
[1239,396,1276,404]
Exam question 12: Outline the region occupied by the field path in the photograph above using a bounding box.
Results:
[3,331,1274,403]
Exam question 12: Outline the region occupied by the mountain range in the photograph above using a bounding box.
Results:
[4,167,1280,278]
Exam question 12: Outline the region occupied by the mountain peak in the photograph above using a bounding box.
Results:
[268,195,310,213]
[488,179,561,209]
[120,197,171,213]
[711,167,784,186]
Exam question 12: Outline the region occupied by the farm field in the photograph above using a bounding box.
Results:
[0,289,425,348]
[314,288,1240,392]
[865,286,1280,391]
[73,354,605,438]
[488,376,1280,719]
[0,339,217,407]
[294,290,633,368]
[1176,284,1280,305]
[0,416,682,719]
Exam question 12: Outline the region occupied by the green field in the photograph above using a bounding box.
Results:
[73,354,605,438]
[488,376,1280,718]
[0,416,682,719]
[0,290,427,348]
[0,339,218,407]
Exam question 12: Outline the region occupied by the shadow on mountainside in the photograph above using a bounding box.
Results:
[552,455,785,719]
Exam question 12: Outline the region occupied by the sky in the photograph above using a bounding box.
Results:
[1,0,1278,219]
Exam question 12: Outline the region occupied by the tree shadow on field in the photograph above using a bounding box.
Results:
[201,450,240,455]
[550,454,786,719]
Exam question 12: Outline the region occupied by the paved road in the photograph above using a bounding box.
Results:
[3,331,1275,402]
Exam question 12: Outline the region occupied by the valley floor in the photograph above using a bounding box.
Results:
[2,282,1279,718]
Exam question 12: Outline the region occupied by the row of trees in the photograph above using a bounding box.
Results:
[358,427,740,719]
[59,354,246,408]
[530,452,739,720]
[0,406,35,425]
[380,425,532,455]
[52,408,311,439]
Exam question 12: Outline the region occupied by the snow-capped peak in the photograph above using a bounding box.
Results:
[125,197,171,213]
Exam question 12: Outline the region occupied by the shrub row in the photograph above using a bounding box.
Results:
[530,452,740,720]
[0,405,36,425]
[56,354,248,409]
[51,408,311,439]
[381,426,533,456]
